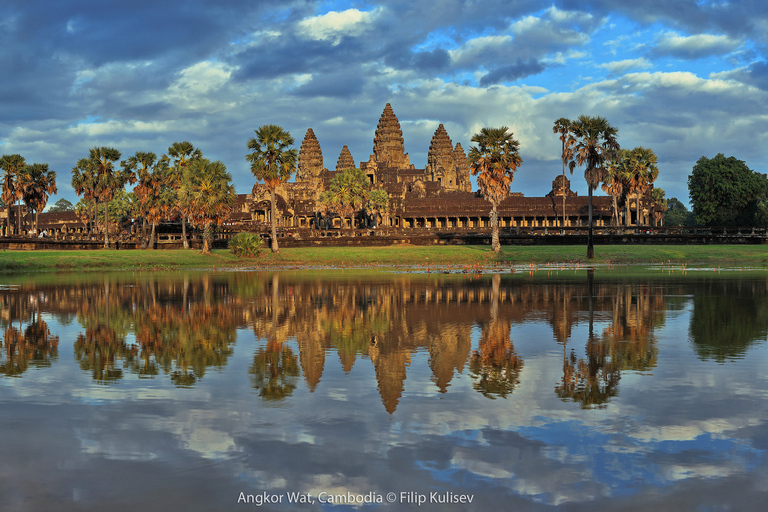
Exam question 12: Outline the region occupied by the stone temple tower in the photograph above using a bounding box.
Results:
[427,124,458,189]
[297,128,323,182]
[371,103,410,169]
[453,143,472,192]
[335,145,355,172]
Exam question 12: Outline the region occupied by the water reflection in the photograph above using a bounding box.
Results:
[1,270,768,510]
[2,272,766,403]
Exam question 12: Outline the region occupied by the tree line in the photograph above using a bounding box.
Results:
[2,119,765,257]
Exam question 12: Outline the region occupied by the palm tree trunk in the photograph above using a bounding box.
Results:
[270,187,279,253]
[203,222,211,253]
[491,204,500,253]
[104,201,109,248]
[141,215,148,249]
[6,204,11,236]
[562,186,566,233]
[182,215,189,249]
[587,186,594,259]
[149,222,156,250]
[16,199,21,235]
[625,201,631,227]
[636,193,641,232]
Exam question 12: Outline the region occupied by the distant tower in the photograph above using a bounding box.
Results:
[372,103,410,169]
[335,145,355,172]
[426,124,456,189]
[297,128,323,182]
[453,143,471,192]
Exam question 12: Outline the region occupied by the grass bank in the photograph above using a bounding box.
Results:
[1,244,767,273]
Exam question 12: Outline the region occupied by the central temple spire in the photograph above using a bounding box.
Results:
[372,103,409,168]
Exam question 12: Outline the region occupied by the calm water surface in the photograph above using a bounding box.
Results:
[1,269,767,511]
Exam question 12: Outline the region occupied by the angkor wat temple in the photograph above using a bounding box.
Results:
[3,103,663,243]
[248,103,662,232]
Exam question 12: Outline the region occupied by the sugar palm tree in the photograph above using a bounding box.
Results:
[178,158,236,253]
[468,127,523,253]
[553,118,574,230]
[602,149,631,227]
[319,167,370,230]
[569,115,620,259]
[85,147,135,248]
[0,154,26,236]
[627,146,659,230]
[19,163,57,234]
[246,125,297,253]
[71,157,99,236]
[365,188,390,228]
[651,187,667,227]
[164,141,203,249]
[123,152,160,248]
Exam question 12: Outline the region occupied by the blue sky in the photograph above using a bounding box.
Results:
[1,0,767,207]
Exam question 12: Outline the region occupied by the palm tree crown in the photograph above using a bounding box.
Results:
[246,125,298,187]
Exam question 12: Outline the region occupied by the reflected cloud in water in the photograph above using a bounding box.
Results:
[1,270,767,510]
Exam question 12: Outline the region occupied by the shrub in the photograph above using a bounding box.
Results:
[229,232,264,257]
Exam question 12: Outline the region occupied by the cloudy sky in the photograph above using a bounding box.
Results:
[2,0,767,207]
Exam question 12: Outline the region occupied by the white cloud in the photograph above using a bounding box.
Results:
[298,8,383,45]
[653,32,742,58]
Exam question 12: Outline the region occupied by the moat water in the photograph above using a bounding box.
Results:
[1,268,767,511]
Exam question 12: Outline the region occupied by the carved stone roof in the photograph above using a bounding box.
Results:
[427,124,454,176]
[372,103,409,168]
[297,128,323,182]
[335,145,355,172]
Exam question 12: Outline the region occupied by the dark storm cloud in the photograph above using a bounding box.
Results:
[291,72,366,98]
[739,60,768,91]
[384,47,452,72]
[555,0,768,43]
[479,58,546,85]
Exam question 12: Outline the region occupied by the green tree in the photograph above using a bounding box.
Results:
[553,118,574,230]
[319,167,370,230]
[163,141,203,249]
[688,153,767,226]
[468,127,523,253]
[18,163,57,233]
[48,198,75,213]
[0,154,26,235]
[178,158,237,253]
[365,188,390,228]
[569,115,620,259]
[665,198,695,226]
[246,125,297,253]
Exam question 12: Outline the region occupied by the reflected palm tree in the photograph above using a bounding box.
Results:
[74,325,134,384]
[1,319,59,376]
[249,341,300,401]
[469,320,523,399]
[555,273,663,408]
[469,276,524,399]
